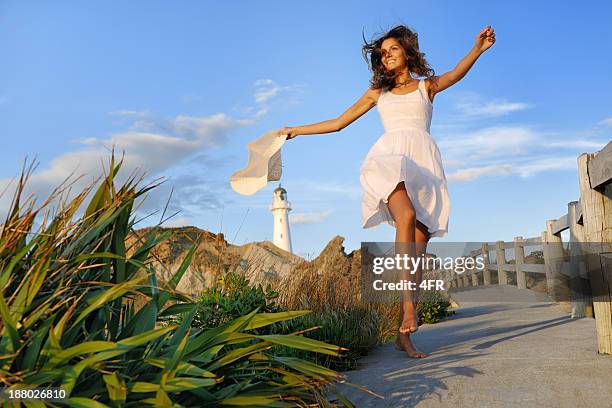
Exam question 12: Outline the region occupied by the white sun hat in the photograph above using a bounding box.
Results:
[230,129,289,195]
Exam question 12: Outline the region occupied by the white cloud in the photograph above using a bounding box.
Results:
[237,79,305,120]
[290,210,332,225]
[438,126,538,162]
[109,110,150,117]
[447,164,513,182]
[254,79,280,104]
[446,155,580,182]
[513,155,578,178]
[437,116,608,183]
[161,216,193,227]
[0,111,250,219]
[453,92,530,118]
[539,140,607,149]
[598,117,612,127]
[437,125,608,168]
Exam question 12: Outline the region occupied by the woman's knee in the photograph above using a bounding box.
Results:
[394,210,416,229]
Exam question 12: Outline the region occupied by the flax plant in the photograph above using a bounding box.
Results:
[0,155,358,407]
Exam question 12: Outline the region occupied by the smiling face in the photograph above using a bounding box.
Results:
[380,37,407,72]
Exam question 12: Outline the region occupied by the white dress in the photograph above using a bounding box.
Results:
[359,78,450,238]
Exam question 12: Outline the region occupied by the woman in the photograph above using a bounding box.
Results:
[278,24,496,358]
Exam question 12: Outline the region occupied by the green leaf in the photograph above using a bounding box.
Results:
[24,256,51,310]
[144,358,217,378]
[59,327,174,394]
[21,297,51,330]
[72,252,125,263]
[0,235,37,289]
[166,303,197,348]
[84,155,121,220]
[155,388,173,406]
[184,309,259,357]
[45,341,116,368]
[0,293,20,352]
[117,300,157,340]
[66,397,111,408]
[21,318,52,370]
[117,325,175,348]
[207,341,270,371]
[102,371,127,403]
[165,376,219,391]
[69,275,147,330]
[125,229,170,281]
[220,396,291,407]
[273,356,340,381]
[242,311,311,331]
[161,326,191,382]
[159,302,198,317]
[156,238,200,310]
[255,334,345,356]
[131,382,158,393]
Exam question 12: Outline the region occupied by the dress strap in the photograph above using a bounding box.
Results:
[418,79,432,105]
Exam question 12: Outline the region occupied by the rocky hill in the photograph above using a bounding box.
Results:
[126,226,304,295]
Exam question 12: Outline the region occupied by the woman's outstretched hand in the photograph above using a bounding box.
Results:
[278,127,299,140]
[475,25,496,53]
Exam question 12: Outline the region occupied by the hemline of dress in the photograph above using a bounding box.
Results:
[361,219,448,238]
[361,178,448,239]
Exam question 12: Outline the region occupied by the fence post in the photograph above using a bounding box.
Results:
[462,272,469,288]
[568,200,593,318]
[514,236,527,289]
[496,241,508,285]
[471,256,479,287]
[543,220,569,302]
[578,152,612,354]
[481,243,491,285]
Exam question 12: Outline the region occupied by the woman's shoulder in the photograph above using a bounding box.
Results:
[366,86,384,103]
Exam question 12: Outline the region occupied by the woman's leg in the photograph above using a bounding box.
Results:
[396,224,430,358]
[387,181,430,358]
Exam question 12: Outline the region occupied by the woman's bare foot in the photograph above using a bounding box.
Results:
[399,300,418,334]
[395,332,428,358]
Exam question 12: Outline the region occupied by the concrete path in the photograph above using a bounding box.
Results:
[336,285,612,407]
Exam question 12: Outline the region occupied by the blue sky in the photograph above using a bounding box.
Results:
[1,1,611,258]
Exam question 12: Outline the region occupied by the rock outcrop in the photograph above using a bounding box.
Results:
[127,226,304,295]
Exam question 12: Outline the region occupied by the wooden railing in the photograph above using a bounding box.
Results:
[449,141,612,354]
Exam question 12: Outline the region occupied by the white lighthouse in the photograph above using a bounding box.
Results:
[269,184,293,253]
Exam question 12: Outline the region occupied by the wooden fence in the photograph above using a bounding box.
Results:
[448,141,612,354]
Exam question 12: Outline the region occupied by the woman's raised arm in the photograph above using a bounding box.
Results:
[279,87,381,140]
[427,25,496,101]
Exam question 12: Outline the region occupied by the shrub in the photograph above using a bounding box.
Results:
[182,272,381,371]
[0,156,355,407]
[278,304,383,371]
[188,272,284,330]
[416,291,454,324]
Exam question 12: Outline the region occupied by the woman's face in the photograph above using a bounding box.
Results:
[380,37,407,72]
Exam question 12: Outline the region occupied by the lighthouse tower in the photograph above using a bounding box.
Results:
[269,184,293,253]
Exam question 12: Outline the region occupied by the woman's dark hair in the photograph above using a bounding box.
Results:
[362,24,436,91]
